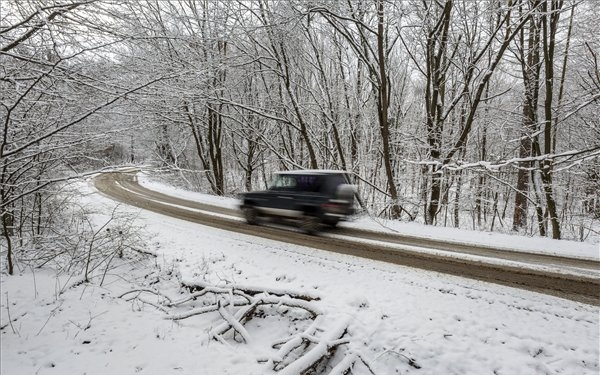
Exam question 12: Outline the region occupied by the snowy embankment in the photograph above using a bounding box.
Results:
[1,174,598,375]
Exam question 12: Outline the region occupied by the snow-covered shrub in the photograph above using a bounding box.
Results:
[2,185,148,285]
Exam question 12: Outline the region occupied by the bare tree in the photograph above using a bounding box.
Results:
[0,1,167,273]
[308,0,409,218]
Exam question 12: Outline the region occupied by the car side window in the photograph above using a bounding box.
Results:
[295,175,320,192]
[320,175,344,194]
[270,175,297,190]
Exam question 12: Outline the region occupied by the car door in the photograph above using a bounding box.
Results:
[265,174,299,218]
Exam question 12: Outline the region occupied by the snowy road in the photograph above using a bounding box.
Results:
[94,171,600,305]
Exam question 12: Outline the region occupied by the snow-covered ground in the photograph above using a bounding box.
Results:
[1,175,599,375]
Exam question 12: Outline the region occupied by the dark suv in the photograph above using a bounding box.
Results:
[239,170,356,233]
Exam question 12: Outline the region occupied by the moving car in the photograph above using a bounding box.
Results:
[239,170,356,233]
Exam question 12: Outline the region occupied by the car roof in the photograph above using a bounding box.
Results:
[274,169,349,176]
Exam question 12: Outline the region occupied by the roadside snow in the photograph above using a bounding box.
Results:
[138,172,239,211]
[1,175,598,375]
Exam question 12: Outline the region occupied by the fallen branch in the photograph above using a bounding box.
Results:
[266,317,325,370]
[327,352,358,375]
[182,280,321,301]
[209,298,262,338]
[119,279,385,374]
[169,286,252,307]
[277,317,351,375]
[217,301,253,344]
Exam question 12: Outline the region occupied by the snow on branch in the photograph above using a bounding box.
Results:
[405,146,600,174]
[217,300,253,344]
[182,279,322,301]
[271,317,351,375]
[1,1,94,53]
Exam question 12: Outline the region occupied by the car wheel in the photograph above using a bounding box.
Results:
[243,207,259,225]
[324,218,339,228]
[300,215,319,234]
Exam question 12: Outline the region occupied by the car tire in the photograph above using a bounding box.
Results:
[243,207,259,225]
[300,214,319,234]
[324,218,339,228]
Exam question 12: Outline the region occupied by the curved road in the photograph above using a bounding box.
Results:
[95,171,600,305]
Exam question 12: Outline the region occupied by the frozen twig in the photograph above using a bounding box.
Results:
[119,288,172,304]
[355,352,378,375]
[169,286,251,307]
[3,293,20,336]
[36,301,63,336]
[137,297,170,314]
[377,349,421,369]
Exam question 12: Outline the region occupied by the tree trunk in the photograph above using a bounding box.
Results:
[540,0,563,239]
[424,0,453,224]
[1,209,14,275]
[207,103,224,195]
[376,0,403,219]
[514,0,542,232]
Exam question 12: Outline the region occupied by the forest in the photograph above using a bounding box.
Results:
[2,0,599,273]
